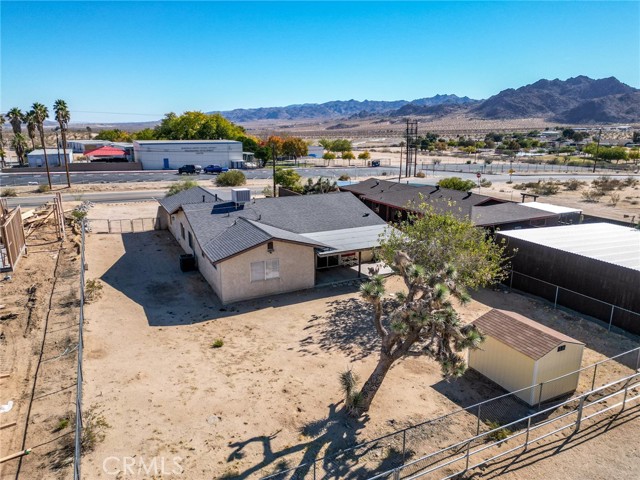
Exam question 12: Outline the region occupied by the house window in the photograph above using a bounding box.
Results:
[180,223,185,239]
[267,241,274,252]
[250,259,280,282]
[188,231,193,249]
[557,345,566,352]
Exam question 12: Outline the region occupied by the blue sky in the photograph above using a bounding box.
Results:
[2,1,639,123]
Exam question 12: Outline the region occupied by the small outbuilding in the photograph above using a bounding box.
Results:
[26,149,73,168]
[468,309,584,406]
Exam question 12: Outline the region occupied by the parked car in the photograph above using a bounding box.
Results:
[203,164,229,174]
[370,160,381,167]
[178,164,203,174]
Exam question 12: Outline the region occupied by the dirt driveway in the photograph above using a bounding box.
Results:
[81,231,639,479]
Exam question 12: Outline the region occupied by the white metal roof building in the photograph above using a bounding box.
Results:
[500,223,639,271]
[26,149,73,168]
[497,223,640,335]
[133,140,243,170]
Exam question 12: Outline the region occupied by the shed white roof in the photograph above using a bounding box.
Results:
[303,224,390,256]
[500,223,640,271]
[518,202,582,215]
[27,149,67,156]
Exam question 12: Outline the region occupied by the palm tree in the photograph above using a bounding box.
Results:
[24,111,38,149]
[7,107,23,135]
[32,102,52,188]
[0,113,5,167]
[11,133,28,166]
[54,99,71,187]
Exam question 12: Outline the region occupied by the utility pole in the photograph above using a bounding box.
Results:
[271,142,277,197]
[592,128,602,173]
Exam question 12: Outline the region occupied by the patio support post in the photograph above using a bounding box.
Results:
[358,251,362,277]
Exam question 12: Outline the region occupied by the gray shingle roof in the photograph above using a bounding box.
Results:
[471,203,557,227]
[201,218,325,263]
[340,179,501,219]
[473,309,583,360]
[158,186,221,214]
[176,189,385,264]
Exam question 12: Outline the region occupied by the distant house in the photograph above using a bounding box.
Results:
[469,309,584,406]
[66,139,111,154]
[84,146,128,162]
[157,188,389,304]
[340,178,564,230]
[26,149,73,168]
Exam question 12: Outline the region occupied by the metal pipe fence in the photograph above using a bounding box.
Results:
[508,270,640,333]
[259,346,640,480]
[73,221,86,480]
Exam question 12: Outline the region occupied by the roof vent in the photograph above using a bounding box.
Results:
[231,188,251,204]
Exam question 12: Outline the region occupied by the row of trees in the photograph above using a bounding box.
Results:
[4,101,71,187]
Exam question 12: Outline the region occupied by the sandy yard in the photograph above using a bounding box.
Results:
[78,227,639,479]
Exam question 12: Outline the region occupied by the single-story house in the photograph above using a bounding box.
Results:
[340,178,565,230]
[469,309,585,406]
[26,149,73,168]
[157,187,389,304]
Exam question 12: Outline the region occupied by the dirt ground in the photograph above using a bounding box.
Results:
[0,214,81,479]
[79,227,639,479]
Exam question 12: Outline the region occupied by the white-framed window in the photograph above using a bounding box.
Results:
[250,259,280,282]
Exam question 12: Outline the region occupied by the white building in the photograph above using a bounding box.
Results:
[308,146,325,158]
[133,140,243,170]
[27,149,73,168]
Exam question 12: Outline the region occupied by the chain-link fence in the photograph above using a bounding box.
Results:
[420,161,637,175]
[259,347,640,480]
[72,221,86,480]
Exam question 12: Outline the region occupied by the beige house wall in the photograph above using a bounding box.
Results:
[534,343,584,403]
[468,336,537,405]
[217,240,316,304]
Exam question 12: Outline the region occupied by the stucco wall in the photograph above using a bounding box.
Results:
[468,336,537,405]
[218,240,316,304]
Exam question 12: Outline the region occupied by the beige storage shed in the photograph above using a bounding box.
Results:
[469,309,585,406]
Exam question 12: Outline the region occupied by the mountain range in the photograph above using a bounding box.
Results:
[210,76,639,124]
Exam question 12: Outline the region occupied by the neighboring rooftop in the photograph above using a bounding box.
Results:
[473,309,584,360]
[499,223,640,271]
[471,203,557,227]
[157,186,222,215]
[27,149,67,156]
[519,202,582,215]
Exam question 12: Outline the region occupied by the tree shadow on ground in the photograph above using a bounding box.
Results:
[226,402,416,479]
[299,297,380,360]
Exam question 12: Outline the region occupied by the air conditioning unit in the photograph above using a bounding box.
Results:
[231,188,251,204]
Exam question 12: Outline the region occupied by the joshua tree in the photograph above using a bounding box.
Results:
[24,110,38,149]
[54,99,71,187]
[346,203,506,414]
[7,107,23,135]
[32,102,52,188]
[11,133,28,166]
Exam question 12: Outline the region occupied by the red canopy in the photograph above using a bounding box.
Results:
[84,146,127,157]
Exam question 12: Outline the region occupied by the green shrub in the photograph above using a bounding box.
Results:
[1,188,17,197]
[53,417,70,432]
[216,170,246,187]
[486,421,511,442]
[37,184,51,193]
[211,338,224,348]
[85,279,104,303]
[581,189,601,202]
[338,174,351,181]
[479,179,492,187]
[437,177,476,191]
[166,180,198,196]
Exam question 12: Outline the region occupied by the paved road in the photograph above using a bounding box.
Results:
[0,167,399,187]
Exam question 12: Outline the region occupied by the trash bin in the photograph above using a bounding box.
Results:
[179,254,196,272]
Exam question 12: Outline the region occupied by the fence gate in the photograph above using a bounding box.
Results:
[0,200,27,271]
[89,217,161,234]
